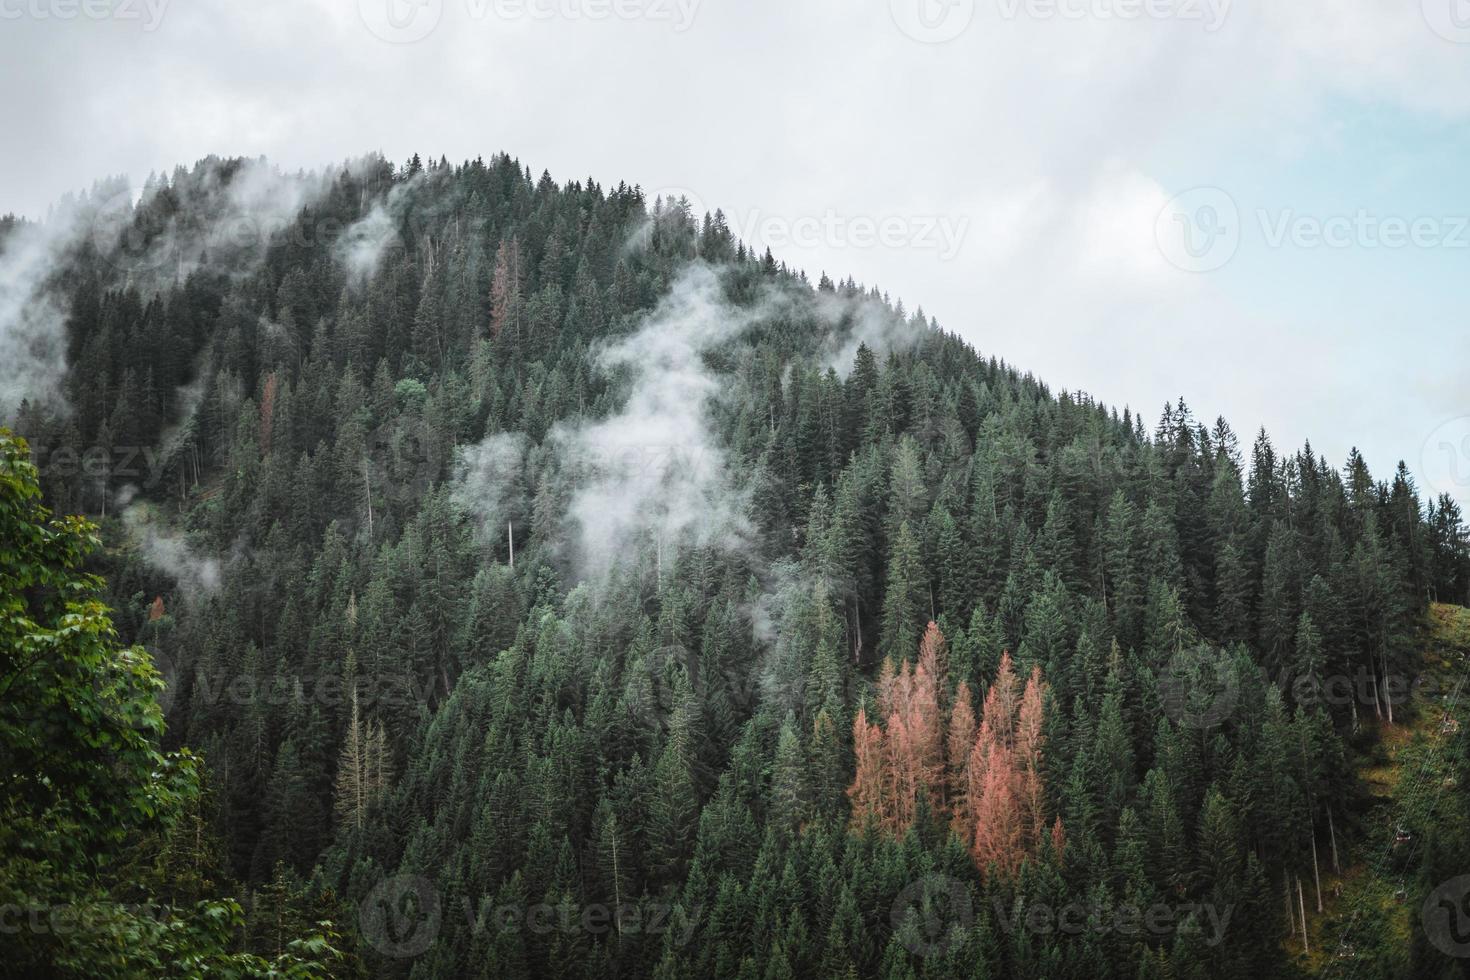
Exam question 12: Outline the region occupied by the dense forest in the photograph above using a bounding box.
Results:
[3,153,1468,979]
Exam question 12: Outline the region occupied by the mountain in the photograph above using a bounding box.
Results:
[3,153,1468,979]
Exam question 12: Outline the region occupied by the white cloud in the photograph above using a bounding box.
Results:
[3,0,1466,508]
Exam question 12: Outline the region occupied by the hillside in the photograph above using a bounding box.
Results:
[3,153,1469,979]
[1296,603,1470,978]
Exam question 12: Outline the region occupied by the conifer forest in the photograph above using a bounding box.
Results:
[2,153,1468,980]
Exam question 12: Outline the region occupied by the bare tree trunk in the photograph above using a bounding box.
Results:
[1298,876,1310,956]
[1328,807,1341,873]
[611,831,623,936]
[1310,825,1323,912]
[1382,646,1394,726]
[362,459,374,539]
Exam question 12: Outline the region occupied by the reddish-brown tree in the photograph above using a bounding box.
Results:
[1015,668,1047,842]
[847,624,1057,878]
[848,707,886,828]
[945,681,976,829]
[970,740,1024,875]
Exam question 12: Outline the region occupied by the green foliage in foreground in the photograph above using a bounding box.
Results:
[0,428,346,978]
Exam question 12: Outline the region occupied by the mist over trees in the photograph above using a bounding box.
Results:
[4,152,1469,978]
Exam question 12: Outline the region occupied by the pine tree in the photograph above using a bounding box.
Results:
[879,521,927,659]
[334,686,394,832]
[490,236,525,342]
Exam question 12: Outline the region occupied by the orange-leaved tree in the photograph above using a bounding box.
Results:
[848,622,1063,877]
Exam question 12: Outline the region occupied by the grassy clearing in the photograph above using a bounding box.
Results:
[1292,603,1469,976]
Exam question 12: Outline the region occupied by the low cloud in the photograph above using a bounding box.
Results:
[451,431,532,545]
[1,157,339,420]
[0,212,78,416]
[552,262,759,579]
[452,262,775,583]
[120,502,223,595]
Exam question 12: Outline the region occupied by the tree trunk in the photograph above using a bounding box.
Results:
[1328,807,1341,873]
[1297,876,1310,955]
[362,459,374,539]
[1382,646,1394,726]
[1310,825,1323,912]
[611,831,623,936]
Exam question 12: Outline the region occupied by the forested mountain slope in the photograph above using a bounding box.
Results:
[4,153,1468,979]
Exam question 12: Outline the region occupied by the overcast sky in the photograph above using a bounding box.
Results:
[2,0,1467,508]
